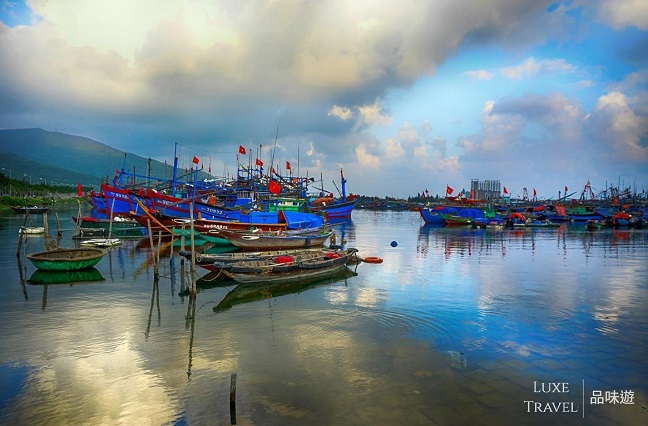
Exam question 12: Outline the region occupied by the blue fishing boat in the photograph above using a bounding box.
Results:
[306,169,356,219]
[419,205,460,225]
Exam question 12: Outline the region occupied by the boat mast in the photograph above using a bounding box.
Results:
[172,142,179,197]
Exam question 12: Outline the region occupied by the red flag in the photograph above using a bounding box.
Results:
[256,158,263,167]
[77,183,83,197]
[239,145,246,155]
[268,179,281,194]
[503,186,508,194]
[533,188,537,197]
[446,185,453,195]
[565,185,568,192]
[425,188,429,194]
[192,156,199,164]
[271,166,276,174]
[286,161,292,171]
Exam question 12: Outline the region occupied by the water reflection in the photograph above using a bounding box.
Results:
[214,267,357,312]
[1,209,647,425]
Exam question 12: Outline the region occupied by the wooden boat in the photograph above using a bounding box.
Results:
[11,205,50,214]
[19,226,45,235]
[179,247,343,272]
[79,238,122,247]
[441,213,473,226]
[28,267,105,285]
[214,267,357,312]
[306,169,356,219]
[218,228,334,250]
[26,247,107,271]
[420,206,458,225]
[72,215,145,237]
[525,219,561,228]
[221,248,359,284]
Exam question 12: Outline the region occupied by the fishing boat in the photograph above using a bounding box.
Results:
[131,204,324,237]
[419,205,459,225]
[214,267,357,312]
[79,238,122,247]
[179,247,344,272]
[218,228,334,250]
[221,248,358,284]
[525,219,561,228]
[26,247,107,271]
[11,205,50,214]
[306,169,357,219]
[72,215,145,238]
[19,226,46,235]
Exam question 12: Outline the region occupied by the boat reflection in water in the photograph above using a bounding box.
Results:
[214,266,357,312]
[28,267,105,285]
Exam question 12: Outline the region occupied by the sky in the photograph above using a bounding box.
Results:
[0,0,647,199]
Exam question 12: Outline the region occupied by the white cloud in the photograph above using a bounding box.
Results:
[357,102,393,126]
[463,69,494,80]
[355,144,381,168]
[594,91,648,160]
[596,0,648,30]
[328,105,353,121]
[500,57,576,79]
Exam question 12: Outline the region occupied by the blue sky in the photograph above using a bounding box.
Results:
[1,0,646,198]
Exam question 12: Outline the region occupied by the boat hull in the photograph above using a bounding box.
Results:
[222,250,356,284]
[26,248,106,271]
[219,229,333,250]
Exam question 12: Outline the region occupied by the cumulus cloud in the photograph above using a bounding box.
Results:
[463,70,494,80]
[592,91,648,160]
[0,0,646,197]
[596,0,648,30]
[500,57,577,79]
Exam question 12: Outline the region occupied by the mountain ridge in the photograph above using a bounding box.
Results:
[0,128,180,188]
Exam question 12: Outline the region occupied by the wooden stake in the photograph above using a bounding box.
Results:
[189,201,197,295]
[42,212,48,236]
[230,373,237,425]
[54,212,62,237]
[16,212,29,257]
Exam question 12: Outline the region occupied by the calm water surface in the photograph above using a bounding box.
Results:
[0,207,647,425]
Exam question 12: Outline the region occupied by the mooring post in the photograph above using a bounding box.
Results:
[156,230,162,275]
[147,219,158,277]
[230,373,237,425]
[54,211,62,237]
[42,212,48,237]
[189,201,197,295]
[16,212,29,257]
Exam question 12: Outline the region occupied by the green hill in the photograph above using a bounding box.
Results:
[0,128,183,188]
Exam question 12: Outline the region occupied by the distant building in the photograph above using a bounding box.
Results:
[470,179,501,200]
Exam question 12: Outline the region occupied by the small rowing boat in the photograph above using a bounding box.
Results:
[26,247,107,271]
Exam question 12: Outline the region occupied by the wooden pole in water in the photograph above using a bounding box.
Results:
[54,212,62,237]
[156,231,162,272]
[230,373,237,425]
[189,201,197,295]
[42,212,48,236]
[147,219,158,277]
[16,212,29,257]
[108,198,116,239]
[73,201,82,237]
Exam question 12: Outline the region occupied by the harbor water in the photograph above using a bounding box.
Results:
[1,207,647,425]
